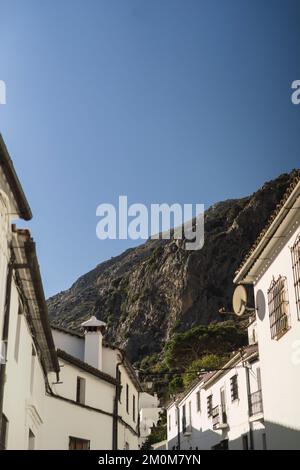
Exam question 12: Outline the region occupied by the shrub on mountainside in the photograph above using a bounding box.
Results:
[164,321,246,370]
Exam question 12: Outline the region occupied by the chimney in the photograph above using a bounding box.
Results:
[81,316,106,370]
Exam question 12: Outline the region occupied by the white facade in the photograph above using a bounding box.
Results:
[234,173,300,449]
[139,392,162,447]
[0,135,149,450]
[51,324,141,449]
[167,344,264,450]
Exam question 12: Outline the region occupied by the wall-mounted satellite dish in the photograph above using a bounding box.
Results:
[232,285,248,316]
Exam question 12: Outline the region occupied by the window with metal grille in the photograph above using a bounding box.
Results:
[133,395,136,422]
[196,390,201,412]
[207,395,213,418]
[291,235,300,319]
[268,276,290,339]
[126,384,129,414]
[230,375,239,401]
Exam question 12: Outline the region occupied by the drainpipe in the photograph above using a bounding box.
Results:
[0,255,14,436]
[113,352,125,450]
[176,403,181,450]
[244,362,254,450]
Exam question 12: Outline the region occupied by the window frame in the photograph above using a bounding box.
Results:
[291,235,300,320]
[126,384,129,414]
[230,374,239,402]
[76,376,86,405]
[207,394,213,418]
[267,275,290,340]
[196,390,201,412]
[69,436,90,450]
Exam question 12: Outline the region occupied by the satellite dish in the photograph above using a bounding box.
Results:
[232,285,248,316]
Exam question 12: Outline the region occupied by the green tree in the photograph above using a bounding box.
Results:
[182,354,226,389]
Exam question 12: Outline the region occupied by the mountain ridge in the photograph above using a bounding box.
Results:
[48,170,297,362]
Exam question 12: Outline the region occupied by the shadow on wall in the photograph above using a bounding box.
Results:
[167,421,300,450]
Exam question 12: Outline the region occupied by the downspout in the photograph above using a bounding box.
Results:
[0,255,14,436]
[176,403,180,450]
[244,362,254,450]
[113,351,125,450]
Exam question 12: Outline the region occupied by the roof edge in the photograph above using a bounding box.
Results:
[0,134,32,220]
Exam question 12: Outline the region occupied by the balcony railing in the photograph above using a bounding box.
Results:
[212,405,227,430]
[249,390,263,416]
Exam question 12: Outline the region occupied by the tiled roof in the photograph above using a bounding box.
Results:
[236,170,300,276]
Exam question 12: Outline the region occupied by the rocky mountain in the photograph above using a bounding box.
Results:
[48,171,297,363]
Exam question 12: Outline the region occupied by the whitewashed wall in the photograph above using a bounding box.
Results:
[254,224,300,449]
[167,357,265,450]
[3,281,46,450]
[52,329,84,360]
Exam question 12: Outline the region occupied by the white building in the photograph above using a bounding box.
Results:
[50,318,141,450]
[0,134,157,450]
[138,391,161,447]
[167,170,300,450]
[167,338,264,450]
[234,171,300,449]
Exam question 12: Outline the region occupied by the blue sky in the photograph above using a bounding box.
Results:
[0,0,299,297]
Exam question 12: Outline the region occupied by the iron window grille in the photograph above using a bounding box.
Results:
[291,235,300,319]
[249,390,263,416]
[207,395,213,418]
[212,405,219,429]
[268,276,290,339]
[196,390,201,412]
[230,375,239,401]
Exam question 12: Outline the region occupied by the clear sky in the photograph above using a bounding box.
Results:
[0,0,299,297]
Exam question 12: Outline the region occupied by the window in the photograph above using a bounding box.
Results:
[30,346,36,394]
[196,390,201,412]
[268,276,290,339]
[188,401,192,428]
[14,311,22,362]
[262,433,267,450]
[257,367,262,391]
[28,429,35,450]
[182,404,186,433]
[126,384,129,414]
[168,413,171,431]
[69,436,90,450]
[291,235,300,319]
[242,434,249,450]
[76,377,86,405]
[230,375,239,401]
[117,370,122,402]
[133,395,136,422]
[0,414,8,450]
[207,395,213,418]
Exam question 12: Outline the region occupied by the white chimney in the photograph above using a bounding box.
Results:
[81,316,106,370]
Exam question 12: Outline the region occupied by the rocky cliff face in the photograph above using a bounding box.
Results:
[48,171,296,362]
